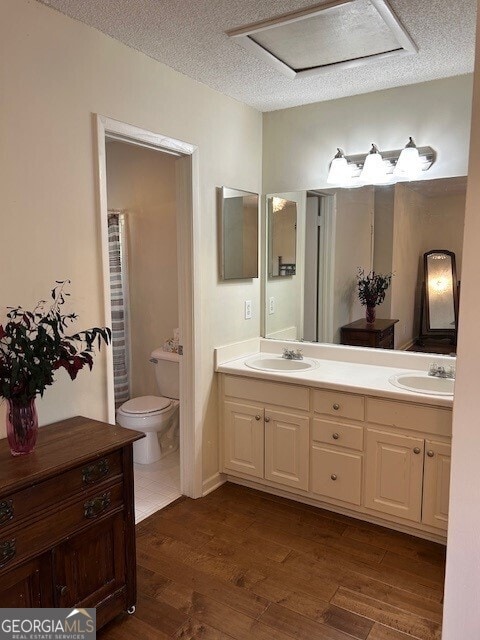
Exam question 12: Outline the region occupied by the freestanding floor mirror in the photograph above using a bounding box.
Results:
[418,250,459,346]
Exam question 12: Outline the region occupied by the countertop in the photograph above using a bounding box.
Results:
[216,354,454,408]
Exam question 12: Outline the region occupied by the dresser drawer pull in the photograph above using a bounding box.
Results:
[82,458,110,485]
[330,474,338,481]
[332,433,340,440]
[84,492,111,519]
[56,584,68,597]
[333,403,340,411]
[0,499,14,526]
[0,539,16,568]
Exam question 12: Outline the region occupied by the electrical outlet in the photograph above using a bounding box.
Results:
[269,297,275,315]
[244,300,252,320]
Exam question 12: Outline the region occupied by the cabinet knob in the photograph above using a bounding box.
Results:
[413,447,421,455]
[427,450,435,458]
[330,474,338,481]
[255,415,261,421]
[56,584,68,597]
[332,433,340,440]
[265,416,271,423]
[333,403,340,411]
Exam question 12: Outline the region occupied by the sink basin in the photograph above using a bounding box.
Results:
[245,355,319,372]
[389,372,454,396]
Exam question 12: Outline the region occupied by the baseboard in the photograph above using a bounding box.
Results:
[202,472,226,496]
[399,338,416,351]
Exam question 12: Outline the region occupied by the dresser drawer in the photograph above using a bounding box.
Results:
[312,419,364,451]
[311,446,362,505]
[0,482,124,572]
[0,452,122,529]
[313,390,365,422]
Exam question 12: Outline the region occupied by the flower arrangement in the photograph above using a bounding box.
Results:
[356,269,393,308]
[0,281,111,455]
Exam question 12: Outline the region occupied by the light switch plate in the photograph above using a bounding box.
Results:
[245,300,252,319]
[269,297,275,315]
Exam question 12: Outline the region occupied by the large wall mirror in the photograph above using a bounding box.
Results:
[263,177,466,354]
[218,187,259,280]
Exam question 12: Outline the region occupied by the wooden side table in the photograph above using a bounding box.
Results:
[340,318,399,349]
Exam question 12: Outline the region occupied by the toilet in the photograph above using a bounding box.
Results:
[116,348,180,465]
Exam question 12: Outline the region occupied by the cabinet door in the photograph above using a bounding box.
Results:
[422,440,451,531]
[365,429,424,522]
[265,409,309,491]
[0,555,53,607]
[223,401,264,478]
[54,512,125,608]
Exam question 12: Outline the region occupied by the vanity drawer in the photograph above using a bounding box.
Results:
[0,451,123,528]
[366,398,452,437]
[312,419,364,451]
[311,446,362,505]
[313,390,365,422]
[223,375,309,411]
[0,482,124,571]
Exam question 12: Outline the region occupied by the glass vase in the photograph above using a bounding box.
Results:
[6,397,38,456]
[366,306,376,324]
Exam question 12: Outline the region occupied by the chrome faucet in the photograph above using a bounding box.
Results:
[282,347,304,360]
[428,363,455,379]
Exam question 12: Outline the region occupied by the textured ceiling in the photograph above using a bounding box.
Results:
[37,0,476,112]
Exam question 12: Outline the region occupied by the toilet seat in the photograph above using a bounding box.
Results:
[119,395,172,416]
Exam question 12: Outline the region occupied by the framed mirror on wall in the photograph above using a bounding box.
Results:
[263,176,467,354]
[218,187,259,280]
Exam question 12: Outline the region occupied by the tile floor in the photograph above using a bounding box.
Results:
[133,448,181,523]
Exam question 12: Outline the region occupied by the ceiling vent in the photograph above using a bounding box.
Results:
[227,0,417,79]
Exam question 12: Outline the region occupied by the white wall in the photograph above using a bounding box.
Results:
[106,140,178,398]
[0,0,262,488]
[263,75,473,194]
[443,5,480,636]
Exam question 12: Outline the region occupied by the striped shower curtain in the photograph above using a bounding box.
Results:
[108,211,131,406]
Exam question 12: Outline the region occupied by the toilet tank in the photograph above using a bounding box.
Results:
[150,348,180,399]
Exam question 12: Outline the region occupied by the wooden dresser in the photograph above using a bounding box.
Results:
[340,318,399,349]
[0,416,142,628]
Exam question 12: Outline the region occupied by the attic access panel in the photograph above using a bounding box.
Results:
[227,0,417,79]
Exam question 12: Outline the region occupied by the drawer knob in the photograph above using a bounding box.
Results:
[82,458,110,485]
[0,538,16,568]
[427,450,435,458]
[0,499,14,526]
[332,433,340,440]
[56,584,68,597]
[413,447,421,455]
[265,417,271,423]
[330,474,338,481]
[333,403,340,411]
[255,415,261,421]
[84,492,111,519]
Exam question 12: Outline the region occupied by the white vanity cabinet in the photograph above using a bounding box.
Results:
[222,376,310,491]
[219,373,452,541]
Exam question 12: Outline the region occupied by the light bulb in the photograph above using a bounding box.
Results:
[327,149,351,185]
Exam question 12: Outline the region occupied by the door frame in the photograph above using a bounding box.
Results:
[94,115,202,498]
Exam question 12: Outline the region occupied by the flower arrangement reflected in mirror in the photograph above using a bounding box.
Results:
[357,269,393,324]
[0,281,111,456]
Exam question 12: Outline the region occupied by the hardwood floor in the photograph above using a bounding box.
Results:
[99,483,446,640]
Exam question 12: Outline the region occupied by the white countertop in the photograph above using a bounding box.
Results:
[216,353,454,408]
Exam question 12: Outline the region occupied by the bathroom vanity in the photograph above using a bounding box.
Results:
[0,416,142,627]
[217,345,453,542]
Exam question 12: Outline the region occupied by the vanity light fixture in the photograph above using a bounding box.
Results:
[326,148,351,185]
[327,140,436,187]
[359,144,389,184]
[393,137,423,179]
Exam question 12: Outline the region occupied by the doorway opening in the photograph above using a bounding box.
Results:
[95,116,202,517]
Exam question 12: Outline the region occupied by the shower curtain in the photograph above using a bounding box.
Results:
[108,211,131,406]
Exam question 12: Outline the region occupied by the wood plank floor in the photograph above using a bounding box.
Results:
[99,483,446,640]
